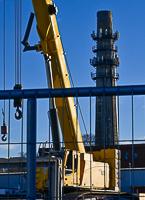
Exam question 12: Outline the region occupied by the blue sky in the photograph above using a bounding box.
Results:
[0,0,145,156]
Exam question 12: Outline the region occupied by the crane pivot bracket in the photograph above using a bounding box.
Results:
[22,12,40,52]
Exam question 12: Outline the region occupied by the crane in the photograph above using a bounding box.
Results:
[22,0,119,196]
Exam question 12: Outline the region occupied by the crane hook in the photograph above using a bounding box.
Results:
[1,134,7,142]
[1,109,8,142]
[15,107,22,120]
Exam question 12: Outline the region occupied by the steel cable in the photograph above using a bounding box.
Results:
[63,49,89,136]
[3,0,6,119]
[15,0,22,85]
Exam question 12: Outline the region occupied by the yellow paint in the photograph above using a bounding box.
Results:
[93,148,120,191]
[31,0,116,192]
[32,0,85,153]
[36,167,48,191]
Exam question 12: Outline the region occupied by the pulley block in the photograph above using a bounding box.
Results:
[13,84,23,120]
[13,84,22,108]
[1,122,8,135]
[1,122,8,142]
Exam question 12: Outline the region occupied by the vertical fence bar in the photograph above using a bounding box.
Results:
[131,95,134,194]
[76,96,78,186]
[8,100,11,198]
[27,98,37,200]
[89,96,92,191]
[117,96,121,193]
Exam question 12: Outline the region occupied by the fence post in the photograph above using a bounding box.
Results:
[27,98,37,200]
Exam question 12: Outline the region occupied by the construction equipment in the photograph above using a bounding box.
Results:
[22,0,120,197]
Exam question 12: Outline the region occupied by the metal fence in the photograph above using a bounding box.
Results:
[0,85,145,199]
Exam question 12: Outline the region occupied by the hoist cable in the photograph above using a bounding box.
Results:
[17,0,19,83]
[3,0,6,122]
[13,0,23,120]
[16,0,18,83]
[14,0,22,85]
[18,0,20,84]
[14,0,17,84]
[18,0,22,84]
[63,50,88,136]
[19,0,22,84]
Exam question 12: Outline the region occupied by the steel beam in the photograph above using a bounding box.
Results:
[0,85,145,99]
[27,99,37,200]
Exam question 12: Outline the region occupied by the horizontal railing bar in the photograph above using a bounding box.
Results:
[0,85,145,99]
[0,139,144,145]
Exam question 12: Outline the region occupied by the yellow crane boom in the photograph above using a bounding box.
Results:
[32,0,85,153]
[27,0,118,192]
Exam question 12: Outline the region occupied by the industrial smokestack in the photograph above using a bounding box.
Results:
[91,11,119,149]
[97,11,112,34]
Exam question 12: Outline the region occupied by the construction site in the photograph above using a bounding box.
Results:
[0,0,145,199]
